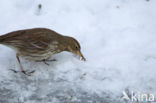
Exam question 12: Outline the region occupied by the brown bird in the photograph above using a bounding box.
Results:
[0,28,86,75]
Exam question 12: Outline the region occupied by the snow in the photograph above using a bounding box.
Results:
[0,0,156,103]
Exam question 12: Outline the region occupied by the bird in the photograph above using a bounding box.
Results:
[0,28,86,75]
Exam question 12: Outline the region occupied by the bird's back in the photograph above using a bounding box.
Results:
[0,28,63,60]
[0,28,61,43]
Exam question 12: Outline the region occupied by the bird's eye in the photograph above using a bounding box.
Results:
[75,46,78,50]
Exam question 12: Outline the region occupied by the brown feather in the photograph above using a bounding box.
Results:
[0,28,64,60]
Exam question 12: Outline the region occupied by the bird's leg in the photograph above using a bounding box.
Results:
[10,54,35,76]
[16,55,25,72]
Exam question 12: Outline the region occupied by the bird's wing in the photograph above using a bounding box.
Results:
[0,28,58,51]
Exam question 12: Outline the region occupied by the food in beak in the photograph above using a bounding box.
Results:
[77,51,86,61]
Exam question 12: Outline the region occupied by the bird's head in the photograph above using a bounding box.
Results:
[64,36,86,61]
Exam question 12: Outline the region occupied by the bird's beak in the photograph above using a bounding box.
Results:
[77,51,86,61]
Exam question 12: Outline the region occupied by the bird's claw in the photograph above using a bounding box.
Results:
[45,59,57,62]
[22,70,35,76]
[43,59,57,65]
[10,69,18,73]
[36,59,57,66]
[43,61,50,66]
[10,69,35,76]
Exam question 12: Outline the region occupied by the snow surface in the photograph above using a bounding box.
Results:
[0,0,156,103]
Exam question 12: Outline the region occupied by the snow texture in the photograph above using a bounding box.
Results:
[0,0,156,103]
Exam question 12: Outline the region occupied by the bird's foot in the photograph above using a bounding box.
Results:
[10,69,35,76]
[44,59,57,62]
[43,61,50,66]
[21,70,35,76]
[36,59,57,66]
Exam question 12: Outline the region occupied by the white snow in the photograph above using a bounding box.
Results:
[0,0,156,102]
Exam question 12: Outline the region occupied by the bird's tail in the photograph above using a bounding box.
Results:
[0,35,5,43]
[0,35,2,42]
